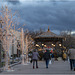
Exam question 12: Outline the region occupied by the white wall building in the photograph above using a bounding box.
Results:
[9,29,21,57]
[2,29,21,57]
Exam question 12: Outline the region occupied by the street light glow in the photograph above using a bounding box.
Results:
[42,44,44,46]
[59,44,62,46]
[53,45,55,47]
[44,45,47,47]
[36,44,39,47]
[52,44,54,46]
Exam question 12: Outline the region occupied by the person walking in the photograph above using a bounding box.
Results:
[51,51,54,63]
[63,51,67,61]
[68,46,75,71]
[54,50,58,61]
[43,49,51,68]
[32,49,39,69]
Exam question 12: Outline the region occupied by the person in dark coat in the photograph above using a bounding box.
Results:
[43,49,51,68]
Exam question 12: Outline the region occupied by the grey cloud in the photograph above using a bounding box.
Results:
[0,1,75,32]
[6,0,20,5]
[18,2,75,31]
[14,2,75,31]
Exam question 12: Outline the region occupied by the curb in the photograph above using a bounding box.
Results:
[10,61,21,67]
[0,61,21,72]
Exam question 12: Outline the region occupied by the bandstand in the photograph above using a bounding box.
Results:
[34,27,65,52]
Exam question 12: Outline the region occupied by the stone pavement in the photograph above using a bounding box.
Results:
[1,60,75,74]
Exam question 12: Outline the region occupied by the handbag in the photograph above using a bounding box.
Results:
[49,60,51,64]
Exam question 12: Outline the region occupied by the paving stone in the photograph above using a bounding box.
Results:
[1,61,75,74]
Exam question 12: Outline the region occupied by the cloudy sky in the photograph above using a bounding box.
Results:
[0,0,75,34]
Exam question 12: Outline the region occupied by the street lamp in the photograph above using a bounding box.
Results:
[52,44,54,46]
[42,44,44,46]
[59,44,62,47]
[53,45,55,47]
[36,44,39,47]
[42,44,44,49]
[44,45,47,47]
[52,44,55,47]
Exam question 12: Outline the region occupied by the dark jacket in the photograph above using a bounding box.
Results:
[43,51,51,60]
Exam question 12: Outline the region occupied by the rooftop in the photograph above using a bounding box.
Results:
[36,27,62,38]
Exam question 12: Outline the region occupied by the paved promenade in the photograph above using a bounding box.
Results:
[1,60,75,74]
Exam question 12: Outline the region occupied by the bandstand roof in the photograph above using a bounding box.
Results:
[35,27,63,38]
[34,27,64,42]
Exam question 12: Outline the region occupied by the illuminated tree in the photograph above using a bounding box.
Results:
[21,28,25,65]
[0,6,18,71]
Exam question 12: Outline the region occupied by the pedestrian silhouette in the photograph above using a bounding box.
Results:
[32,49,39,69]
[43,49,51,68]
[68,46,75,71]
